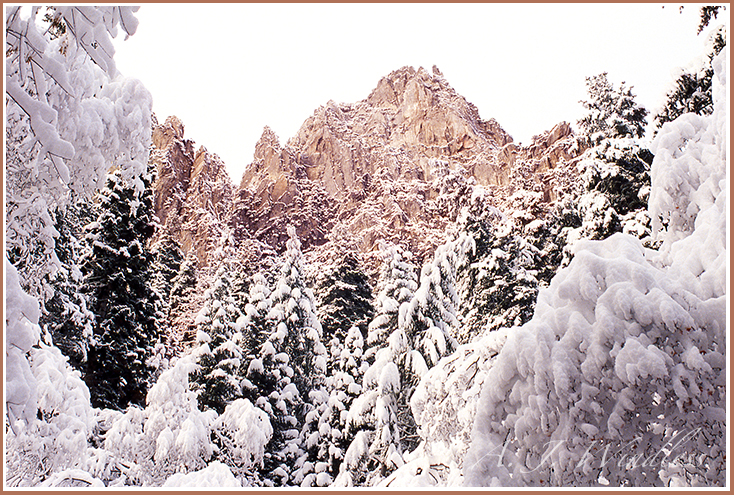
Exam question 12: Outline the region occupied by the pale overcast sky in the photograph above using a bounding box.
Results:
[112,3,725,181]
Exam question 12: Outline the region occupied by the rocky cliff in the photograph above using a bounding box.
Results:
[150,115,236,267]
[151,65,587,278]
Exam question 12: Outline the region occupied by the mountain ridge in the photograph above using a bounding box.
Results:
[151,65,587,284]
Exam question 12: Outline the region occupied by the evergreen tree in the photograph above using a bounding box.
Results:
[168,251,199,338]
[574,72,655,247]
[150,232,184,310]
[337,243,419,486]
[82,169,161,410]
[698,6,723,34]
[315,251,375,353]
[654,25,726,131]
[578,72,648,145]
[364,243,419,355]
[39,202,95,371]
[298,325,366,486]
[239,272,273,404]
[192,263,246,415]
[455,206,543,340]
[268,226,328,399]
[401,237,470,372]
[238,271,296,487]
[245,227,328,486]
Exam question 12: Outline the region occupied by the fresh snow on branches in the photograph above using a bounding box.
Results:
[463,48,727,488]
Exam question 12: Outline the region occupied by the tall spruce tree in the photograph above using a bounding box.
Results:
[239,270,299,487]
[192,263,247,414]
[337,243,419,486]
[455,206,544,341]
[168,251,198,338]
[240,272,273,404]
[298,325,365,487]
[574,72,654,246]
[315,252,375,347]
[39,202,96,371]
[82,169,161,410]
[246,227,328,486]
[268,226,328,400]
[150,233,184,310]
[578,72,648,145]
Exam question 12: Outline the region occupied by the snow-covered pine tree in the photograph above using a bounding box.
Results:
[245,227,328,486]
[315,252,375,359]
[578,72,648,145]
[291,250,376,485]
[192,263,246,415]
[82,168,161,410]
[455,204,543,340]
[269,227,329,485]
[268,226,328,399]
[298,325,366,487]
[239,272,273,403]
[401,236,470,374]
[168,251,199,338]
[150,233,184,313]
[246,335,302,487]
[38,203,96,372]
[336,243,419,486]
[238,271,299,487]
[654,24,726,132]
[364,243,419,355]
[572,72,654,246]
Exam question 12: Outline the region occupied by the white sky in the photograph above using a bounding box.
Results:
[112,3,726,181]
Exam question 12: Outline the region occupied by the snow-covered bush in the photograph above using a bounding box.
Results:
[6,342,95,487]
[212,399,273,485]
[101,353,217,486]
[5,256,42,427]
[380,328,508,487]
[161,461,240,487]
[464,48,727,488]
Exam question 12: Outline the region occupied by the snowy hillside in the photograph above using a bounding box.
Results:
[4,6,728,488]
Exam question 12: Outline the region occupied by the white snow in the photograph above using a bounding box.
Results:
[162,461,240,487]
[463,48,727,488]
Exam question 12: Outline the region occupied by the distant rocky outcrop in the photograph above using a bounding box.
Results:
[149,115,235,267]
[151,66,587,278]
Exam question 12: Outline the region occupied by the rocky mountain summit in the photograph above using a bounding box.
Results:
[151,66,587,277]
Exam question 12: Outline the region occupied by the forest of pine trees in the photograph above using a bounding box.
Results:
[5,5,727,488]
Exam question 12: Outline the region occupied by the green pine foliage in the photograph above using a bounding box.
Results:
[269,227,328,400]
[168,251,199,335]
[578,72,648,145]
[151,233,184,308]
[654,25,726,132]
[298,325,366,486]
[456,206,543,341]
[315,252,375,350]
[338,243,419,486]
[574,72,655,247]
[192,264,246,415]
[39,203,96,371]
[82,169,162,410]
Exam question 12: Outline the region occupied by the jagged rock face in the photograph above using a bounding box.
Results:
[152,65,587,274]
[150,116,235,267]
[234,66,585,267]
